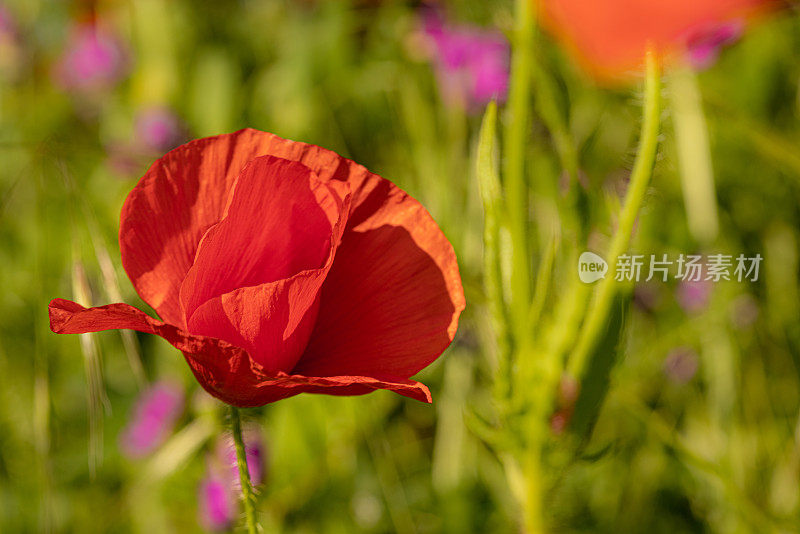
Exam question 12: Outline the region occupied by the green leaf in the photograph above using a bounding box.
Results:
[569,295,629,442]
[477,101,512,400]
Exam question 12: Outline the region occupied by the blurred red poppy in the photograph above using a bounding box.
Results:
[50,129,465,406]
[538,0,776,81]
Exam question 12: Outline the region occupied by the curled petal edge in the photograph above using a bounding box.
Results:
[48,298,431,406]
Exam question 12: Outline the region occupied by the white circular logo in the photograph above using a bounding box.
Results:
[578,251,608,283]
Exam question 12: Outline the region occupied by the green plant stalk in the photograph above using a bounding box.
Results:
[502,5,544,529]
[515,267,590,415]
[532,67,584,243]
[531,51,579,186]
[527,235,556,342]
[477,101,513,403]
[231,406,258,534]
[503,0,535,347]
[522,436,545,534]
[669,66,719,244]
[513,237,559,397]
[517,259,590,417]
[568,50,662,380]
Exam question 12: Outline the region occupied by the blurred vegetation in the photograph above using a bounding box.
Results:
[1,0,800,533]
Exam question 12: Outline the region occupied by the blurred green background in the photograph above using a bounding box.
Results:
[2,0,800,532]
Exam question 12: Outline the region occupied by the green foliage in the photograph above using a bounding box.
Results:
[1,0,800,532]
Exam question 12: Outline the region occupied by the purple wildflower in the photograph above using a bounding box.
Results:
[134,106,184,153]
[0,4,21,77]
[198,475,235,532]
[684,20,744,70]
[216,424,265,488]
[663,347,699,384]
[54,22,127,92]
[419,10,509,110]
[119,381,184,459]
[0,3,16,35]
[676,277,713,314]
[197,426,266,531]
[0,4,13,37]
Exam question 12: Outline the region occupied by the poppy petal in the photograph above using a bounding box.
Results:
[120,127,451,325]
[48,297,250,375]
[222,130,464,379]
[211,372,432,406]
[179,155,350,373]
[186,273,324,376]
[109,129,462,405]
[120,129,293,326]
[179,155,346,320]
[294,196,465,380]
[49,300,430,406]
[49,298,268,406]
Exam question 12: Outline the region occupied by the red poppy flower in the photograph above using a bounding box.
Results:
[538,0,776,81]
[49,129,465,406]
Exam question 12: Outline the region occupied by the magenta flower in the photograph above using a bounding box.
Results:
[119,381,185,459]
[54,22,127,92]
[676,277,712,314]
[134,106,184,153]
[0,4,21,77]
[684,20,744,70]
[198,427,265,531]
[216,424,265,488]
[198,475,235,532]
[419,10,509,109]
[0,5,14,37]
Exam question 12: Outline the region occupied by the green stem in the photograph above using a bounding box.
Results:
[503,0,535,347]
[230,406,258,534]
[477,102,513,403]
[532,64,585,243]
[522,427,546,534]
[527,235,556,346]
[669,66,719,244]
[530,45,579,187]
[567,50,662,380]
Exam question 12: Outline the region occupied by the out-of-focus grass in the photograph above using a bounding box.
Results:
[1,0,799,532]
